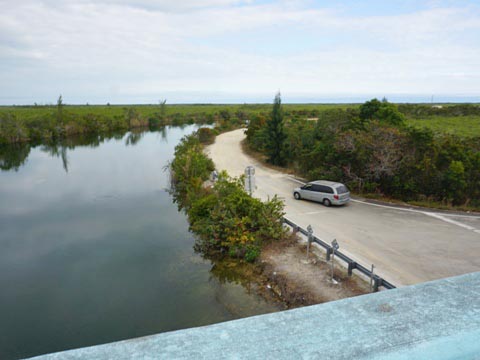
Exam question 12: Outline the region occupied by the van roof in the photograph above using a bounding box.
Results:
[309,180,344,187]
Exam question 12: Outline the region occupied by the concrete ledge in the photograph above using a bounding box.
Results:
[31,272,480,360]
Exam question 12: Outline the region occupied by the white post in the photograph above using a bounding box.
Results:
[330,239,339,284]
[306,225,313,261]
[244,166,255,196]
[370,264,376,292]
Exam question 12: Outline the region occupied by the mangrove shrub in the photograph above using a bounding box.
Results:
[170,130,286,262]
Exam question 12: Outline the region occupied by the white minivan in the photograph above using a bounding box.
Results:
[293,180,350,207]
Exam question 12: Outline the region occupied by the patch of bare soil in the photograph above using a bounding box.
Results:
[259,235,370,308]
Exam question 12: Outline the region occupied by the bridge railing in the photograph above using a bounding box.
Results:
[282,217,396,292]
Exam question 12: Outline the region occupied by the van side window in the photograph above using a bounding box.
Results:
[313,185,333,193]
[311,185,322,192]
[303,184,312,190]
[321,185,334,193]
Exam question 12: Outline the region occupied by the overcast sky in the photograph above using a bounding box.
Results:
[1,0,479,104]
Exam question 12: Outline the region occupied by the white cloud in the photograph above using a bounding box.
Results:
[0,0,255,12]
[0,0,479,103]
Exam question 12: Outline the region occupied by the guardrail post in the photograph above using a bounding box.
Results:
[292,225,299,235]
[326,247,333,261]
[306,225,314,261]
[369,264,376,292]
[373,277,380,292]
[347,261,356,276]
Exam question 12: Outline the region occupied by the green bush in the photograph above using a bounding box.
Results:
[197,127,216,144]
[170,132,286,261]
[245,246,261,263]
[170,134,215,208]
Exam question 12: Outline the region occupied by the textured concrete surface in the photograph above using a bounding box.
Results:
[206,129,480,286]
[31,272,480,359]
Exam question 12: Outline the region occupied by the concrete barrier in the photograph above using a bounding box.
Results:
[31,272,480,359]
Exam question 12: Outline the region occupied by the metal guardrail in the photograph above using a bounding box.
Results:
[282,217,396,292]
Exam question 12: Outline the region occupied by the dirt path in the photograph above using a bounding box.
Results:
[206,129,480,287]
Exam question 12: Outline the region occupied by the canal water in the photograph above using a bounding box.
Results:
[0,126,281,359]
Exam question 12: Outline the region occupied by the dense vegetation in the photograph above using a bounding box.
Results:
[2,97,479,208]
[247,98,480,208]
[2,98,479,144]
[170,131,285,262]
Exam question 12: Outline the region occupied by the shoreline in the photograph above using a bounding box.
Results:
[210,233,370,311]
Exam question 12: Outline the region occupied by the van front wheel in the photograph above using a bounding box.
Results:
[294,192,301,200]
[323,199,331,207]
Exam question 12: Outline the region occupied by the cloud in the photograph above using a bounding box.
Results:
[0,0,255,12]
[0,0,479,104]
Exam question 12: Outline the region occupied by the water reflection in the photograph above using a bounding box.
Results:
[0,126,280,360]
[41,143,70,172]
[125,130,145,146]
[0,128,171,173]
[0,143,31,171]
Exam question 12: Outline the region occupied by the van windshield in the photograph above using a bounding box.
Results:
[336,185,349,194]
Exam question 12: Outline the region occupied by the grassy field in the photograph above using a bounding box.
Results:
[406,115,480,137]
[0,103,358,118]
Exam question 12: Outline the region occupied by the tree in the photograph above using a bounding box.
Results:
[335,122,408,192]
[56,95,64,125]
[159,99,167,118]
[219,109,231,121]
[443,160,467,204]
[359,98,382,121]
[265,92,287,165]
[124,107,139,128]
[359,98,405,126]
[245,114,269,152]
[149,99,167,129]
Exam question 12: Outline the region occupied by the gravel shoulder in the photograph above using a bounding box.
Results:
[261,238,369,306]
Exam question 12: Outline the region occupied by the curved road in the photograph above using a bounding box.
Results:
[206,129,480,286]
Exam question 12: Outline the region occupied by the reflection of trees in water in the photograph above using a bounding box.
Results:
[1,126,172,173]
[40,131,132,172]
[207,256,256,292]
[0,143,31,171]
[158,126,167,141]
[205,255,284,317]
[125,130,145,146]
[40,143,70,173]
[125,126,172,146]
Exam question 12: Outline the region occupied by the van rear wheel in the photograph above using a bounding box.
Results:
[294,192,301,200]
[323,199,331,207]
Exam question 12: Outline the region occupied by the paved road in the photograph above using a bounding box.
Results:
[206,129,480,286]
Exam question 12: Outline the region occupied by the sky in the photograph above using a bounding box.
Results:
[0,0,479,104]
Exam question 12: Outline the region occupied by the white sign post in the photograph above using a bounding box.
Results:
[244,166,255,196]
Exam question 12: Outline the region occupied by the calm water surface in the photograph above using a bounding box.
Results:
[0,126,281,359]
